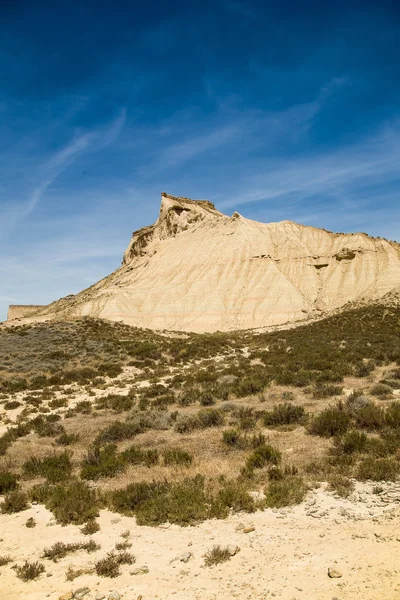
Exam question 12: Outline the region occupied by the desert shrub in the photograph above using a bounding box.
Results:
[370,383,392,397]
[81,444,125,480]
[1,490,29,513]
[385,402,400,428]
[95,420,144,445]
[345,392,370,414]
[23,451,72,483]
[80,519,100,535]
[198,390,215,406]
[337,430,368,454]
[308,406,350,437]
[55,432,79,446]
[357,457,400,481]
[4,400,21,410]
[25,517,36,528]
[0,470,18,493]
[265,476,306,507]
[204,546,232,566]
[16,561,45,581]
[354,403,385,430]
[45,479,99,524]
[222,429,242,447]
[197,408,224,428]
[121,445,159,467]
[0,555,12,566]
[32,416,65,437]
[263,403,306,427]
[235,376,266,397]
[96,394,134,411]
[312,384,343,399]
[211,480,255,517]
[245,444,281,471]
[328,475,355,497]
[42,539,100,562]
[74,400,92,414]
[235,407,257,431]
[48,398,68,409]
[95,551,135,578]
[163,448,193,466]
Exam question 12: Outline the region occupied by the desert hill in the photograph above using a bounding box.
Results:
[8,192,400,332]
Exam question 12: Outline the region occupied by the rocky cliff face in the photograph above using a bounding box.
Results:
[9,192,400,332]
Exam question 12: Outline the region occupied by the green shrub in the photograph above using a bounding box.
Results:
[45,480,99,524]
[328,475,355,498]
[337,430,368,454]
[55,432,79,446]
[23,452,72,483]
[308,406,350,437]
[370,383,392,397]
[211,480,255,517]
[121,445,159,467]
[312,384,342,399]
[81,444,125,480]
[16,561,45,581]
[197,408,224,428]
[265,476,307,507]
[222,429,241,447]
[95,421,143,445]
[357,457,400,481]
[163,448,193,466]
[354,403,385,430]
[80,519,100,535]
[1,490,29,513]
[96,394,134,411]
[245,444,281,471]
[263,403,306,427]
[386,402,400,428]
[0,470,18,493]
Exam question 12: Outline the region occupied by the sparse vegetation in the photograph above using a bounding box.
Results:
[16,561,45,581]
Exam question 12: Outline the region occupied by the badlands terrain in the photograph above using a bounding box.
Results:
[1,299,400,599]
[2,196,400,599]
[8,193,400,331]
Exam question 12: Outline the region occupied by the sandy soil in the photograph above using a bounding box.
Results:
[1,481,399,600]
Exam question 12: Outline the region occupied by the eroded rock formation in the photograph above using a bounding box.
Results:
[8,193,400,332]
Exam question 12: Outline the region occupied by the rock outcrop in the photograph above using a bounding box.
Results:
[8,192,400,332]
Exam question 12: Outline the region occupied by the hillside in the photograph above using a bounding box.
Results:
[7,192,400,332]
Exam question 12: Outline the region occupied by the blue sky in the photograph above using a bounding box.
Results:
[1,0,400,320]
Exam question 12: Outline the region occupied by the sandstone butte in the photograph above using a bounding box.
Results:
[7,192,400,332]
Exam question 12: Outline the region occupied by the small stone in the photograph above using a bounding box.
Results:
[243,526,255,534]
[108,593,120,600]
[235,523,245,531]
[227,544,240,556]
[95,594,106,600]
[179,552,192,563]
[73,589,91,600]
[59,594,74,600]
[130,565,149,575]
[328,568,342,579]
[110,518,121,524]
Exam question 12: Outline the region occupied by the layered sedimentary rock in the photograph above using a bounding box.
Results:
[8,193,400,332]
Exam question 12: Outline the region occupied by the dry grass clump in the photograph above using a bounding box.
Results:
[95,551,135,578]
[15,561,45,581]
[42,539,100,562]
[204,546,232,566]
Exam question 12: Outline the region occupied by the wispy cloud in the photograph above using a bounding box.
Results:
[218,119,400,211]
[3,108,127,232]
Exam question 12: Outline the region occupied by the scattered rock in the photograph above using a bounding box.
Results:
[108,592,120,600]
[235,523,245,532]
[73,589,91,600]
[110,518,121,524]
[59,594,73,600]
[243,526,255,534]
[95,594,106,600]
[227,544,240,556]
[130,565,149,575]
[328,568,342,579]
[179,552,192,563]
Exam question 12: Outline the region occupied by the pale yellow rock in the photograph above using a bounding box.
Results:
[9,192,400,332]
